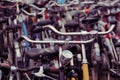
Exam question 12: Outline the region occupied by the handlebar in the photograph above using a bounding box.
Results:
[87,0,120,11]
[0,63,80,72]
[49,0,78,7]
[6,0,34,4]
[0,64,59,72]
[29,4,46,11]
[95,0,119,7]
[18,66,59,72]
[80,1,95,4]
[17,36,95,44]
[42,25,115,36]
[16,24,115,44]
[21,8,45,16]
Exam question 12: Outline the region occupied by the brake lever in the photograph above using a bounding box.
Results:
[33,66,56,80]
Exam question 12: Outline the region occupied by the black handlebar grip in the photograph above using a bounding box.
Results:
[16,36,24,42]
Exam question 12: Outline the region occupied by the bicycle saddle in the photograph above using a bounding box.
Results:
[64,21,79,28]
[26,47,58,60]
[49,8,65,14]
[26,44,80,60]
[82,17,99,24]
[33,0,49,8]
[32,19,54,27]
[33,27,44,33]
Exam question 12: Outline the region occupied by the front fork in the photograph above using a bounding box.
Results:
[81,44,90,80]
